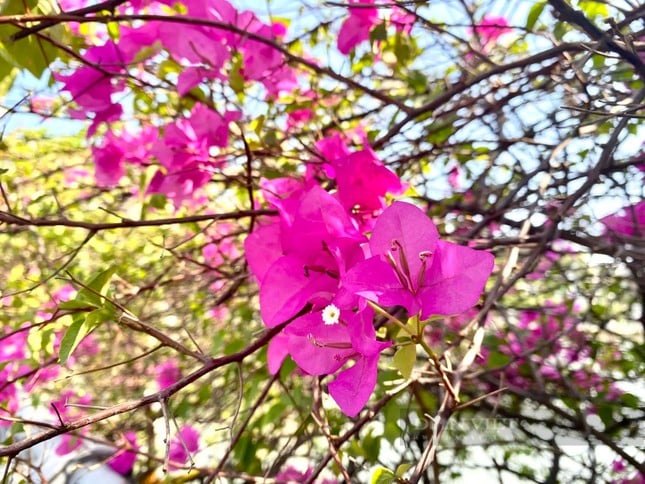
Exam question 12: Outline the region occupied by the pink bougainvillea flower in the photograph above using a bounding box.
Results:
[146,165,213,206]
[56,40,131,131]
[248,185,365,327]
[55,434,85,456]
[275,466,314,483]
[91,126,157,187]
[108,431,139,475]
[0,380,20,427]
[469,15,511,53]
[337,0,380,54]
[390,6,415,34]
[177,66,224,96]
[154,359,181,390]
[343,202,494,320]
[147,104,239,205]
[313,133,405,227]
[152,104,239,171]
[0,328,27,362]
[601,201,645,238]
[168,425,200,470]
[332,148,404,216]
[92,133,126,187]
[269,306,389,416]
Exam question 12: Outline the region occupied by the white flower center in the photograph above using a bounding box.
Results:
[322,304,340,326]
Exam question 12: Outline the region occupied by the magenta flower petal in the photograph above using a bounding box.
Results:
[108,431,139,475]
[328,354,380,417]
[343,257,418,313]
[418,240,495,318]
[267,332,290,374]
[347,308,391,357]
[369,201,439,280]
[286,312,354,375]
[342,202,494,320]
[259,255,336,327]
[244,222,283,282]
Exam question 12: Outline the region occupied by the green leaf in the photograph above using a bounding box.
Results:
[553,21,568,41]
[526,1,546,30]
[370,22,388,44]
[619,393,639,409]
[371,467,396,484]
[58,308,112,365]
[597,403,614,428]
[57,299,98,310]
[487,351,512,368]
[579,1,608,18]
[396,463,412,477]
[394,33,411,66]
[76,266,117,306]
[58,318,90,365]
[229,57,245,94]
[393,343,416,379]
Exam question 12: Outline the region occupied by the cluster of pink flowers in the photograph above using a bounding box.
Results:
[51,0,425,207]
[56,0,298,204]
[337,2,415,54]
[495,304,622,399]
[0,327,30,426]
[0,285,99,428]
[245,133,494,416]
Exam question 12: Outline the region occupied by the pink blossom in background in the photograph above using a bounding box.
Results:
[154,359,181,390]
[29,96,55,115]
[601,201,645,238]
[337,0,380,54]
[390,6,415,34]
[286,107,314,130]
[55,40,131,133]
[448,165,462,189]
[285,90,317,131]
[0,327,28,362]
[92,133,126,187]
[314,133,405,228]
[0,326,31,425]
[469,15,511,53]
[168,425,200,469]
[0,382,20,427]
[613,460,627,473]
[146,166,214,207]
[23,365,61,392]
[91,126,157,187]
[472,15,511,42]
[108,431,139,475]
[275,466,314,483]
[145,104,240,205]
[55,434,85,456]
[177,66,224,96]
[49,390,92,422]
[148,105,239,204]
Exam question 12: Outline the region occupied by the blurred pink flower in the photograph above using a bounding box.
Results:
[337,0,380,54]
[469,15,511,54]
[168,425,200,469]
[108,431,139,475]
[601,201,645,238]
[155,359,181,390]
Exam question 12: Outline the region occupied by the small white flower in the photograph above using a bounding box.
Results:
[322,304,340,326]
